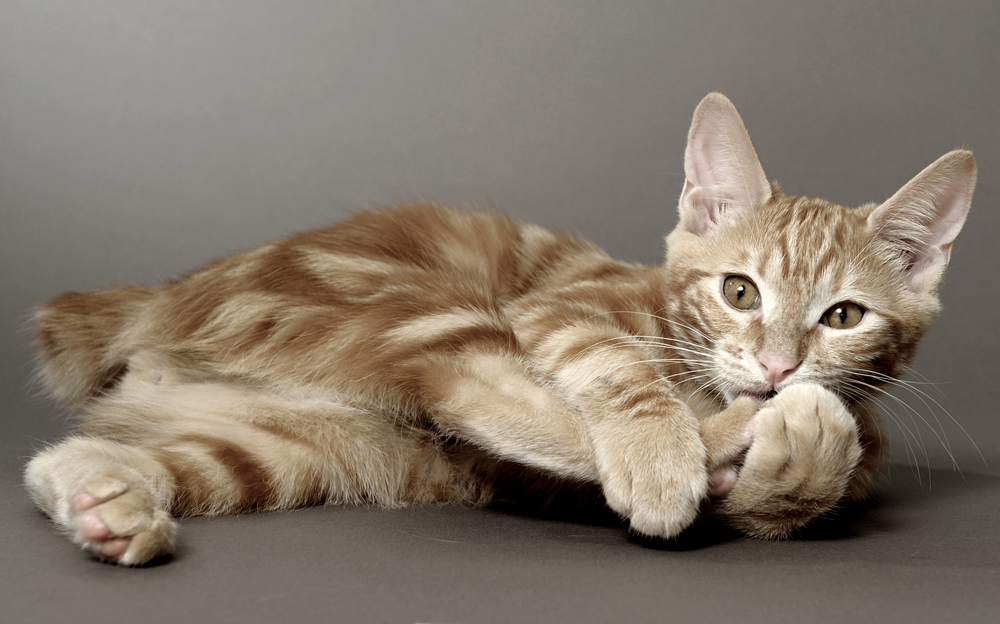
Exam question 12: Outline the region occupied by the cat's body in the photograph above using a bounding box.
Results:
[24,93,975,565]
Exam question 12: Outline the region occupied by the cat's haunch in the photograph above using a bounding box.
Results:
[25,92,975,565]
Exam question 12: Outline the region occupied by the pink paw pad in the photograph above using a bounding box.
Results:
[708,466,738,498]
[72,490,135,560]
[99,537,132,558]
[77,514,112,540]
[71,491,99,513]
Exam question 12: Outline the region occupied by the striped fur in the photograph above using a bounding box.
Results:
[25,93,975,564]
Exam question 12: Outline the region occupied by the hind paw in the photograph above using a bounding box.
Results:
[69,476,176,565]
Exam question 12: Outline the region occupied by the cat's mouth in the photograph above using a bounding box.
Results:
[737,389,778,403]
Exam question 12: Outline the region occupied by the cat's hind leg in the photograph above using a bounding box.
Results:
[25,436,177,565]
[25,359,477,565]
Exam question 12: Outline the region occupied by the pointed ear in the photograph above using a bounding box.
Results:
[678,92,772,235]
[868,149,976,292]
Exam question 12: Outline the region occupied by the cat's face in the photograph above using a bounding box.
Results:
[663,93,974,406]
[664,191,939,404]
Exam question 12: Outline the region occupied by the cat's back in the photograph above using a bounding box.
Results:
[137,202,637,390]
[230,202,616,305]
[35,202,641,402]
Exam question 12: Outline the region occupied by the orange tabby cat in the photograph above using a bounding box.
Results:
[25,93,975,565]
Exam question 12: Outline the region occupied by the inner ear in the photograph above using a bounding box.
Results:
[868,149,976,292]
[678,93,771,236]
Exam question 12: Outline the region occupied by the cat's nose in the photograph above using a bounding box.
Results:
[757,353,800,388]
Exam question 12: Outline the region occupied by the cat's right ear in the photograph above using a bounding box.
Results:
[678,93,772,236]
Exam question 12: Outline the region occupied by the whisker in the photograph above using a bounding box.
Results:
[577,338,715,368]
[846,367,983,469]
[853,381,947,483]
[840,383,927,485]
[582,333,713,358]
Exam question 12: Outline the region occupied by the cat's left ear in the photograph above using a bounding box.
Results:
[868,149,976,292]
[678,92,772,236]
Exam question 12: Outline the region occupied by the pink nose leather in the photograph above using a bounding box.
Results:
[758,354,800,388]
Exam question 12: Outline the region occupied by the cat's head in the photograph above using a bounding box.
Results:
[663,92,976,404]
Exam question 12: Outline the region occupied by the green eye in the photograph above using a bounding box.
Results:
[821,302,865,329]
[722,275,760,311]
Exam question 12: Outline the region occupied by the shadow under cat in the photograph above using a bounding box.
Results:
[484,464,1000,564]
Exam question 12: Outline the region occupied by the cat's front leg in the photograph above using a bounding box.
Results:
[586,396,710,538]
[423,345,710,538]
[715,384,863,538]
[519,320,713,538]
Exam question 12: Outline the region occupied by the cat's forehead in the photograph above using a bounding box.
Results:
[754,194,865,251]
[728,194,875,291]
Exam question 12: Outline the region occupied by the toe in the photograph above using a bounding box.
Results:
[708,466,738,497]
[99,537,132,559]
[77,514,112,540]
[71,491,99,513]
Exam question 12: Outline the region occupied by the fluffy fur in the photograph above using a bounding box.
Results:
[24,93,976,565]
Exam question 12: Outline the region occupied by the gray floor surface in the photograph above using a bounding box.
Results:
[3,433,999,622]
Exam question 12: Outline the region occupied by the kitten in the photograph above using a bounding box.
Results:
[24,93,975,565]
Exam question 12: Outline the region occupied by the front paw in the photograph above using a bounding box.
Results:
[594,418,708,539]
[719,384,862,538]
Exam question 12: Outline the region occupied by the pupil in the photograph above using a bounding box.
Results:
[838,307,847,323]
[737,285,745,299]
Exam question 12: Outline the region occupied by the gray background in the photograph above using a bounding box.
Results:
[2,1,998,622]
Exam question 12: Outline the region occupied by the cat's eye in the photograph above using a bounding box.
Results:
[722,275,760,311]
[821,302,865,329]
